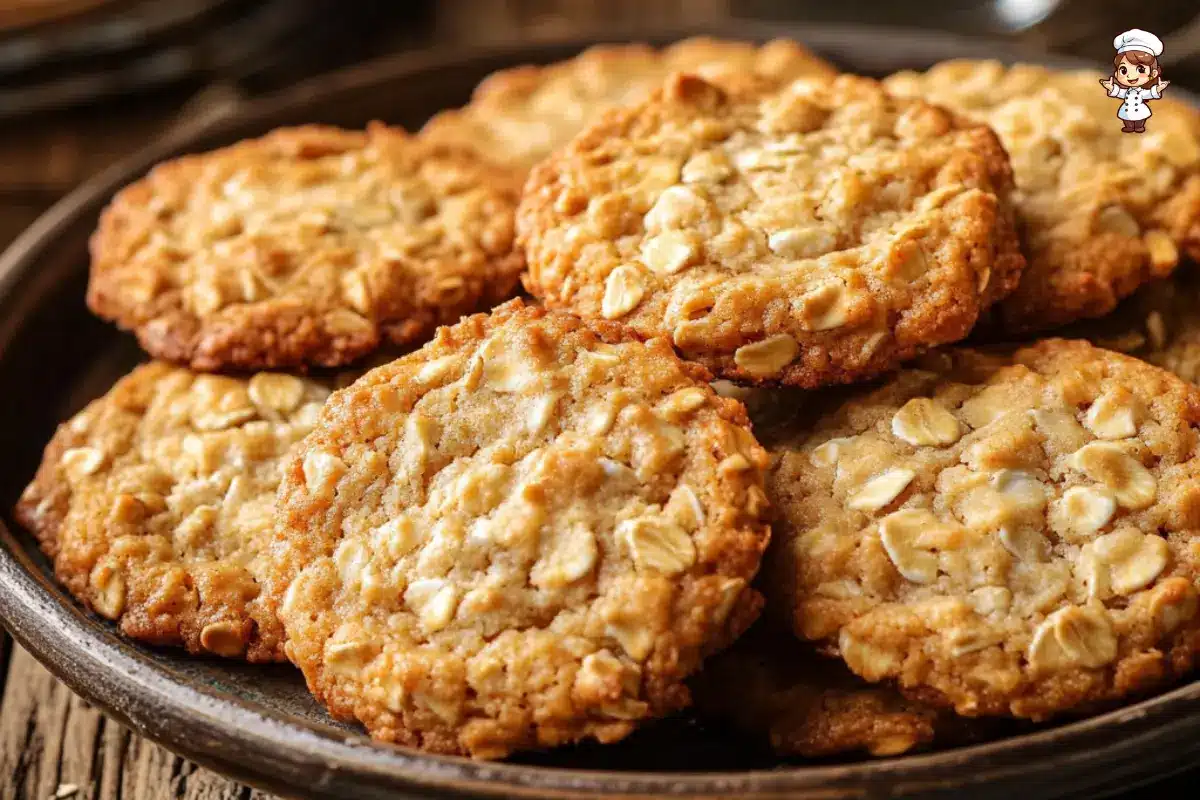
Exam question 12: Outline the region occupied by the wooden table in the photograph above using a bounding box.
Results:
[0,645,278,800]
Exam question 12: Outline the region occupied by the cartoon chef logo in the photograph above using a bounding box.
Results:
[1100,29,1170,134]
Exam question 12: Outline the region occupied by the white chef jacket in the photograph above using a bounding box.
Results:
[1108,82,1162,121]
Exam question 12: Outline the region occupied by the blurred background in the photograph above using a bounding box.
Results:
[1,0,1198,252]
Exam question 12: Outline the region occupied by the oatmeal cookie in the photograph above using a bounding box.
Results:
[885,60,1200,334]
[15,363,331,661]
[519,73,1025,388]
[767,339,1200,719]
[692,626,940,758]
[420,37,836,173]
[267,299,771,758]
[88,124,523,371]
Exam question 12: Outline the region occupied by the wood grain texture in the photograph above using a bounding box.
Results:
[0,642,276,800]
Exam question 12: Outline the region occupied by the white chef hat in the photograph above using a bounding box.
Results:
[1114,29,1164,57]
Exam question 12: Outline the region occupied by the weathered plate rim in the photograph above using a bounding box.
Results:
[1,21,1199,800]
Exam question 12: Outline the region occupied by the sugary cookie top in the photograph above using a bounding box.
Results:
[420,37,837,172]
[16,362,331,661]
[885,60,1200,332]
[519,73,1024,388]
[269,300,771,758]
[768,339,1200,718]
[88,124,523,370]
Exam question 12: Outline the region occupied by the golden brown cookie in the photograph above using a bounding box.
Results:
[88,124,523,371]
[885,60,1200,334]
[15,363,331,661]
[420,37,837,173]
[519,73,1024,388]
[766,339,1200,720]
[266,299,771,759]
[692,626,940,758]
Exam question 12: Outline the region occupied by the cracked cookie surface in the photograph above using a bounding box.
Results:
[519,73,1024,388]
[766,339,1200,719]
[420,37,837,173]
[267,299,771,758]
[88,124,523,371]
[885,60,1200,334]
[15,362,331,661]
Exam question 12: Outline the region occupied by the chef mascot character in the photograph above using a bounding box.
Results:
[1100,29,1170,133]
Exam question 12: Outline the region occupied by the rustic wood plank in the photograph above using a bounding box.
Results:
[96,721,127,800]
[179,764,252,800]
[56,697,104,800]
[119,731,182,799]
[0,645,68,800]
[0,641,275,800]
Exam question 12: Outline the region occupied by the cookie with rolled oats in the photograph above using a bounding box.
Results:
[519,73,1024,388]
[88,124,523,371]
[766,339,1200,719]
[267,299,771,758]
[420,37,837,173]
[692,626,942,758]
[885,60,1200,333]
[15,362,332,661]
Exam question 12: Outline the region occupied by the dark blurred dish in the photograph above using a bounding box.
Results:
[0,0,430,118]
[0,0,118,32]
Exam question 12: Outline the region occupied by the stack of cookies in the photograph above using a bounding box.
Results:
[15,38,1200,762]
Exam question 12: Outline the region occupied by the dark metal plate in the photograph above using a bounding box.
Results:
[1,21,1199,800]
